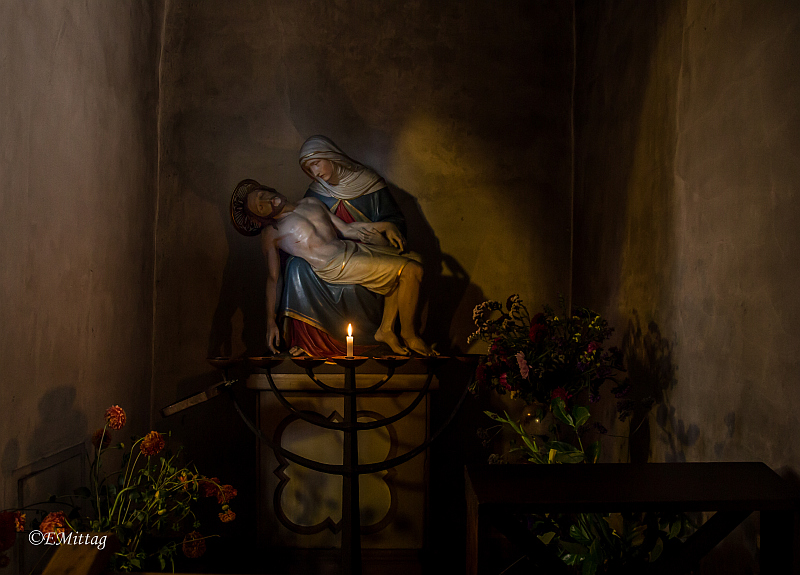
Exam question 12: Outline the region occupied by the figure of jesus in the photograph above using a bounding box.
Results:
[235,182,435,357]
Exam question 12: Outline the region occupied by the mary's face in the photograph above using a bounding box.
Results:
[305,158,335,182]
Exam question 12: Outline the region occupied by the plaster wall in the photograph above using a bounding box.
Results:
[152,3,574,565]
[574,1,800,563]
[0,1,161,508]
[153,0,574,438]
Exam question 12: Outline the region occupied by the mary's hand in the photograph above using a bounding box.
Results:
[383,225,406,252]
[357,227,388,245]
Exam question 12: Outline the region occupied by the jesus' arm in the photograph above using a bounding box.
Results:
[327,212,406,251]
[261,226,282,353]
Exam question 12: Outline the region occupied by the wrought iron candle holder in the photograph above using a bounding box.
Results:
[205,354,472,575]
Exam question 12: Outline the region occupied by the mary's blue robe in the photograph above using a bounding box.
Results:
[277,187,406,355]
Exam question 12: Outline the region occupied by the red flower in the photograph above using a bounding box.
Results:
[91,429,111,451]
[198,478,237,504]
[218,509,236,523]
[140,431,165,456]
[489,339,507,358]
[498,373,511,391]
[529,323,547,344]
[104,405,126,430]
[39,511,70,536]
[587,341,601,353]
[551,387,572,402]
[476,364,487,385]
[199,478,220,498]
[216,484,237,505]
[13,512,25,533]
[181,531,206,559]
[0,512,16,553]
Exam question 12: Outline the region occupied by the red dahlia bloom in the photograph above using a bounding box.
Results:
[13,512,25,533]
[0,512,16,553]
[551,387,572,402]
[199,478,220,498]
[216,484,238,505]
[39,511,70,536]
[104,405,126,430]
[181,531,206,558]
[140,431,166,456]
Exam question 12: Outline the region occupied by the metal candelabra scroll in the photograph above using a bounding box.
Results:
[218,354,473,575]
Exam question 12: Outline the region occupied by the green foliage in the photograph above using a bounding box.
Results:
[474,295,692,573]
[11,410,238,572]
[81,433,231,572]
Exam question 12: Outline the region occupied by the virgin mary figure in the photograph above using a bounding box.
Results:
[278,136,408,356]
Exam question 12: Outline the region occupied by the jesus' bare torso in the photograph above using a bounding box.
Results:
[266,198,345,269]
[254,191,434,356]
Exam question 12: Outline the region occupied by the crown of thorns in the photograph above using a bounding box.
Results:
[230,178,273,236]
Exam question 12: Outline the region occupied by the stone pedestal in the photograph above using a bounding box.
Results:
[248,363,435,551]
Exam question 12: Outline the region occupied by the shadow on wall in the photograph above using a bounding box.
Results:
[389,183,484,355]
[207,222,268,358]
[206,181,483,358]
[621,310,710,463]
[27,387,89,462]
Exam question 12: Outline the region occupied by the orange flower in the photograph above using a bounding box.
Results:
[13,512,25,533]
[104,405,126,430]
[218,509,236,523]
[215,484,237,505]
[39,511,70,536]
[140,431,165,456]
[91,429,111,450]
[0,512,15,553]
[181,531,206,559]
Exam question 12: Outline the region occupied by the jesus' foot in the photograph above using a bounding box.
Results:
[375,329,410,356]
[401,333,438,356]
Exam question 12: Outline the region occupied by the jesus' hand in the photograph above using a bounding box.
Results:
[266,319,280,354]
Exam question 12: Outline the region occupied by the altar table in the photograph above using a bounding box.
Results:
[465,462,799,574]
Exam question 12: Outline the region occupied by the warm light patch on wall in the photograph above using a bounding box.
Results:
[390,113,480,187]
[387,113,554,352]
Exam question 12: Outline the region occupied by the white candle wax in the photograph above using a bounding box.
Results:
[346,323,354,357]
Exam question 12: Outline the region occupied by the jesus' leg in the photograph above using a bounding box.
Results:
[374,287,410,355]
[396,262,436,356]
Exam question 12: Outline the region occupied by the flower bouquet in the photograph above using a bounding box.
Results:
[2,405,237,572]
[469,294,626,408]
[470,296,684,573]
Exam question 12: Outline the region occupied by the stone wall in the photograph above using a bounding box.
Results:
[574,0,800,569]
[153,0,574,406]
[0,0,161,515]
[152,1,574,567]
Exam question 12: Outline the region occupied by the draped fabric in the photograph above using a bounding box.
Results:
[278,188,406,356]
[299,135,386,200]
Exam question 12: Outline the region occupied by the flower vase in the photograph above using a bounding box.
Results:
[521,402,552,438]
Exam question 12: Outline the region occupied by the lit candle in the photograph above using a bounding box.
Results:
[346,323,354,357]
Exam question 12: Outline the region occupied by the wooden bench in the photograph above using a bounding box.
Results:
[465,462,799,574]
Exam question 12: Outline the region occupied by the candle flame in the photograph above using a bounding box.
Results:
[347,323,352,337]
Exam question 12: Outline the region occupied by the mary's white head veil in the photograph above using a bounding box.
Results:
[299,135,385,200]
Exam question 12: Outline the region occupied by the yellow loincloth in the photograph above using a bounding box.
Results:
[310,241,421,296]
